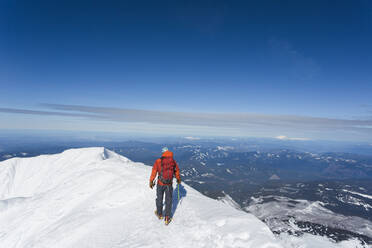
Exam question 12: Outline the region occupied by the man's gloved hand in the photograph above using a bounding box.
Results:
[149,180,155,189]
[177,178,181,184]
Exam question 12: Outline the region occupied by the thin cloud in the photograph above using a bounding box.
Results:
[0,107,97,118]
[40,103,372,130]
[1,104,372,137]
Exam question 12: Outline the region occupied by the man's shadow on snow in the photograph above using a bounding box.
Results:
[171,184,187,217]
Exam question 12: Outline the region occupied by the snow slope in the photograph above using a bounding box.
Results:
[0,147,282,248]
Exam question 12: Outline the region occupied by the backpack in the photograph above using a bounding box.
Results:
[158,156,176,185]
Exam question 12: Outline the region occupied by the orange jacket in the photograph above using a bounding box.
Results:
[150,150,181,186]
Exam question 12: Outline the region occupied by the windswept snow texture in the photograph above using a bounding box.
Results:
[0,148,281,248]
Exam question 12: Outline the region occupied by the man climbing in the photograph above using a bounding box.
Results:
[149,147,181,225]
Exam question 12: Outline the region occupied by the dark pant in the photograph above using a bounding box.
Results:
[156,184,173,217]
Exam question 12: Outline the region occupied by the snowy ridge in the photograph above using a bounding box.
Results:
[0,147,281,248]
[218,193,241,210]
[343,189,372,200]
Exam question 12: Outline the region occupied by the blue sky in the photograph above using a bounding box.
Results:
[0,0,372,141]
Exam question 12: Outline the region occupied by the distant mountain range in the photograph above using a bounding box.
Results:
[0,138,371,245]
